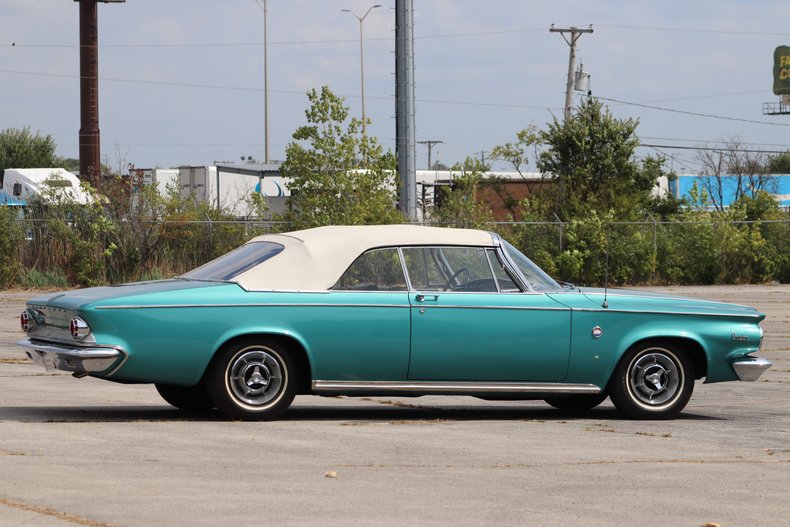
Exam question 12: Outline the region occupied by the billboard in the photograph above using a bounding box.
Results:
[773,45,790,95]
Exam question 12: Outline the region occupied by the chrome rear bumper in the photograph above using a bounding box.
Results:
[18,338,125,375]
[732,356,772,382]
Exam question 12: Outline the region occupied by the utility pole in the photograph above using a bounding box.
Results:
[395,0,417,220]
[476,150,488,167]
[418,140,443,169]
[549,24,593,121]
[75,0,125,183]
[264,0,269,163]
[253,0,270,163]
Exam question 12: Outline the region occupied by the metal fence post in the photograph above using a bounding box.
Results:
[553,213,564,252]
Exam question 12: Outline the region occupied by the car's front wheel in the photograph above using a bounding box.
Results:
[155,382,215,411]
[608,341,694,420]
[207,339,298,421]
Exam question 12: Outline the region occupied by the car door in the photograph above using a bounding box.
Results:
[403,246,571,382]
[322,247,411,380]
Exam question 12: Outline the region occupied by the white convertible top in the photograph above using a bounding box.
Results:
[234,224,496,291]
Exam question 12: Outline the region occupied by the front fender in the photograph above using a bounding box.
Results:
[565,311,762,386]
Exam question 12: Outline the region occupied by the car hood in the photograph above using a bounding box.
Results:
[28,279,235,310]
[549,287,765,320]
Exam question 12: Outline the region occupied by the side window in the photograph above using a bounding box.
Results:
[332,248,407,291]
[402,247,498,292]
[487,249,520,292]
[12,183,22,197]
[401,247,446,290]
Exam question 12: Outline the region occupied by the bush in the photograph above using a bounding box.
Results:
[0,206,24,289]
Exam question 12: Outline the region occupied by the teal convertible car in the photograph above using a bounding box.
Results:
[19,225,771,420]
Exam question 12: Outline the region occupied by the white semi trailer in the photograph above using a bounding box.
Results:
[0,168,92,205]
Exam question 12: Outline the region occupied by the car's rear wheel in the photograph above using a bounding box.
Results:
[608,341,694,420]
[207,339,297,421]
[544,393,608,412]
[155,382,215,411]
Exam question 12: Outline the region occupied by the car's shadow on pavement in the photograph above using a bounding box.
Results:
[0,403,724,423]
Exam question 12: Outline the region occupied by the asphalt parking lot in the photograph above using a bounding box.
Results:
[1,285,788,526]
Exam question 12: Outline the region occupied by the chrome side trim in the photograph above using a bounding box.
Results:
[17,339,127,375]
[412,305,569,311]
[580,291,758,310]
[731,356,772,381]
[312,380,601,395]
[94,303,412,310]
[94,303,568,311]
[571,308,764,318]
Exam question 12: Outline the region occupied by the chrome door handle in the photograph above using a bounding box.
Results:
[415,294,440,302]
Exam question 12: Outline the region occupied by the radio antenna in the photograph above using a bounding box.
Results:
[601,250,609,309]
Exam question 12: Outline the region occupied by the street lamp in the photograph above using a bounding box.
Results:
[341,4,381,140]
[253,0,270,163]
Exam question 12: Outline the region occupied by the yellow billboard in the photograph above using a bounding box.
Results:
[773,46,790,95]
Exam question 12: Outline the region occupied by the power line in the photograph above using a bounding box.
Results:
[6,68,789,132]
[7,27,546,49]
[639,143,789,154]
[642,145,705,170]
[0,68,560,110]
[8,22,789,50]
[595,95,790,128]
[0,68,284,93]
[640,136,790,148]
[594,23,790,37]
[11,22,788,49]
[10,23,788,48]
[605,89,765,105]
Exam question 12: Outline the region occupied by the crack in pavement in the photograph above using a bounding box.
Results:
[0,497,117,527]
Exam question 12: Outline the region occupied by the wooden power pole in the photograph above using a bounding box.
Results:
[550,25,593,121]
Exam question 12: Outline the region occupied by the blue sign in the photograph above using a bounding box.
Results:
[671,174,790,207]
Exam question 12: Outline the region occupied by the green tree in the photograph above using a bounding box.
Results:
[0,127,57,174]
[536,100,656,219]
[767,151,790,174]
[55,157,80,173]
[280,86,404,229]
[433,157,494,228]
[489,124,541,178]
[488,124,545,220]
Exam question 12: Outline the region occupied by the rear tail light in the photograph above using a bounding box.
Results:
[20,311,34,332]
[69,317,91,341]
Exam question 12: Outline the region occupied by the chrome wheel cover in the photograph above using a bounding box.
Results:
[627,348,683,408]
[225,346,285,409]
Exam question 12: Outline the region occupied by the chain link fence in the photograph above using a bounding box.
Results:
[2,212,789,288]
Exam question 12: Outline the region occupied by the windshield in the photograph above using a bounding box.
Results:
[183,241,284,281]
[501,239,562,292]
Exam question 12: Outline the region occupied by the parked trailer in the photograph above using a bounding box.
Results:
[0,168,91,205]
[138,164,288,217]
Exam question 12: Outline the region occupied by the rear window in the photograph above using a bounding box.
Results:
[183,241,284,281]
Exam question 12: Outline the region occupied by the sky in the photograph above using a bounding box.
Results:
[2,0,789,174]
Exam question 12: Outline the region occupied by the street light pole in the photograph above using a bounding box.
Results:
[342,4,381,140]
[263,0,269,163]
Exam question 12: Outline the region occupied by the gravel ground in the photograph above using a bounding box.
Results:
[0,285,788,526]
